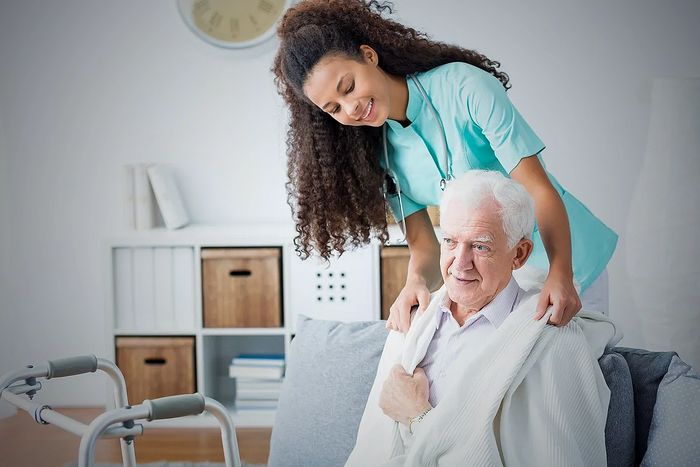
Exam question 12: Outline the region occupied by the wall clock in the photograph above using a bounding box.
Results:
[177,0,290,49]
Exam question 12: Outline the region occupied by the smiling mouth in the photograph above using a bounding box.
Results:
[360,98,374,120]
[454,277,477,284]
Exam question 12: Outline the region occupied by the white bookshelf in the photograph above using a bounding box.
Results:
[104,223,388,427]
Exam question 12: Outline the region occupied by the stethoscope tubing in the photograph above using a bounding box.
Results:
[382,74,453,242]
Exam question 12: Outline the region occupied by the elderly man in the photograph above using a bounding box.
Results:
[346,170,617,467]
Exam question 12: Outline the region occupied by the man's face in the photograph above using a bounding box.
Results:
[302,48,392,127]
[440,198,522,313]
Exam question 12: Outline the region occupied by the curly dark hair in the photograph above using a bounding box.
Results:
[272,0,510,260]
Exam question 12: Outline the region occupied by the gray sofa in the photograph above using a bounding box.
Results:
[268,317,700,467]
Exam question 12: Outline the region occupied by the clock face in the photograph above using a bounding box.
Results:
[178,0,288,49]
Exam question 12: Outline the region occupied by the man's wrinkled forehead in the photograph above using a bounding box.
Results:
[441,198,501,232]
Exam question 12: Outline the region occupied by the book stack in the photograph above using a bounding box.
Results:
[228,354,285,410]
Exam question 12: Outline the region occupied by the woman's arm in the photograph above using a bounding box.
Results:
[510,155,581,325]
[387,209,442,332]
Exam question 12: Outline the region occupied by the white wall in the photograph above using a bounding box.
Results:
[0,0,698,405]
[0,0,290,404]
[0,107,10,364]
[0,99,14,417]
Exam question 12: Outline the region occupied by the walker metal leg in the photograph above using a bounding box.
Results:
[78,405,149,467]
[95,358,136,467]
[205,397,242,467]
[119,429,137,467]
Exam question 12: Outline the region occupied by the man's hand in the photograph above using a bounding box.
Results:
[534,270,581,326]
[387,280,431,333]
[379,365,432,425]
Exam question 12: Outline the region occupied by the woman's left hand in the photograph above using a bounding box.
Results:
[534,271,581,326]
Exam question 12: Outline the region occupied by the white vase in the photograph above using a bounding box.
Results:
[625,77,700,368]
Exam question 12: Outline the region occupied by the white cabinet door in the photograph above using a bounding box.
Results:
[284,244,379,333]
[113,246,196,331]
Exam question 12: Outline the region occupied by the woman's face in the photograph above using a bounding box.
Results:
[302,46,394,127]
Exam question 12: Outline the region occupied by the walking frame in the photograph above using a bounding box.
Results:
[0,354,242,467]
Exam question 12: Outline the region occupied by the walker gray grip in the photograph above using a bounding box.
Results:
[147,393,206,420]
[47,355,98,378]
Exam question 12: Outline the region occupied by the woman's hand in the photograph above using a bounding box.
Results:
[511,156,580,326]
[534,269,581,326]
[386,209,442,333]
[387,279,432,333]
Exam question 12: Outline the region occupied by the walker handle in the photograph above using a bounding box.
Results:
[47,355,99,379]
[146,393,206,420]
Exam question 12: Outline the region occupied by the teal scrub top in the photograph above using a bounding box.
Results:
[383,62,617,291]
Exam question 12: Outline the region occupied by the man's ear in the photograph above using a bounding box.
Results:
[512,238,534,270]
[359,44,378,65]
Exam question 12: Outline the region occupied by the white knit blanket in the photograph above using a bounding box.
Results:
[345,286,620,467]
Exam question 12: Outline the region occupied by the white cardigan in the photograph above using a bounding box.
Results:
[345,286,619,467]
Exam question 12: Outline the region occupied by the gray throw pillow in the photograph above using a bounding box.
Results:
[613,347,677,463]
[640,355,700,466]
[599,351,636,467]
[267,316,388,467]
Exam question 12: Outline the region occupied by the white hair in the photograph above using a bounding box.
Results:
[439,170,535,249]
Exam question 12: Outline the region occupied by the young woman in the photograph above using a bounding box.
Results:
[272,0,617,332]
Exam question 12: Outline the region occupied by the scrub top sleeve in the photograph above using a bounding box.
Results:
[386,191,426,224]
[466,73,546,174]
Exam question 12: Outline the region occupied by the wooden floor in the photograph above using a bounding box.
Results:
[0,407,271,467]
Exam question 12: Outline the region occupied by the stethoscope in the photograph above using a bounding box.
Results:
[383,74,454,242]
